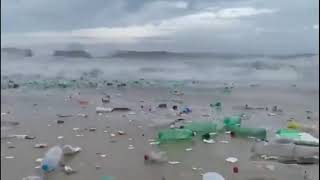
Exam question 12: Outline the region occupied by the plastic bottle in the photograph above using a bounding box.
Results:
[183,122,217,135]
[41,146,63,173]
[223,116,241,130]
[229,126,266,140]
[158,128,194,142]
[251,139,319,163]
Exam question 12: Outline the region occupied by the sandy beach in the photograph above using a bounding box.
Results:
[1,85,319,180]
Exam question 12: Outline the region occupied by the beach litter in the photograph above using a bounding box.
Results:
[202,172,225,180]
[225,157,238,163]
[168,161,181,165]
[22,176,43,180]
[96,107,113,113]
[203,139,215,144]
[63,145,82,155]
[63,165,77,175]
[34,144,48,148]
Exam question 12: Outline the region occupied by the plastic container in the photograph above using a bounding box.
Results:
[223,116,241,130]
[251,139,319,163]
[183,122,217,135]
[158,128,194,142]
[41,146,63,172]
[230,126,266,140]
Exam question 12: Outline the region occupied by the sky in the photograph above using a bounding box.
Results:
[1,0,319,54]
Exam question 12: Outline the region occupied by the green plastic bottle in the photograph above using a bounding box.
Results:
[183,122,217,135]
[158,128,194,142]
[230,126,266,140]
[223,116,241,130]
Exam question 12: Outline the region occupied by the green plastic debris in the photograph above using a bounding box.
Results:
[158,128,194,142]
[223,116,241,130]
[230,126,267,140]
[276,129,300,139]
[101,176,115,180]
[183,122,217,135]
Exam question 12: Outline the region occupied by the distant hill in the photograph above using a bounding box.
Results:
[110,50,318,59]
[1,47,33,57]
[52,50,92,58]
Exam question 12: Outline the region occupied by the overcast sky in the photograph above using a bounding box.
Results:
[1,0,319,54]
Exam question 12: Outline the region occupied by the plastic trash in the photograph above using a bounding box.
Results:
[158,128,194,142]
[22,176,43,180]
[183,122,217,135]
[225,157,238,163]
[34,144,48,148]
[62,145,82,155]
[203,172,225,180]
[287,121,317,133]
[101,176,115,180]
[276,129,319,146]
[96,107,113,113]
[63,165,77,175]
[158,104,167,108]
[251,139,319,163]
[180,107,192,114]
[144,151,167,163]
[223,116,241,130]
[229,126,267,140]
[41,146,63,172]
[112,107,131,111]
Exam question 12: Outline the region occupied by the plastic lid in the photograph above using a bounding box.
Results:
[41,164,49,172]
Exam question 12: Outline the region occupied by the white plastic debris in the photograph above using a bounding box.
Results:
[63,145,82,155]
[34,144,48,148]
[265,164,275,171]
[96,107,113,113]
[203,172,225,180]
[203,139,215,144]
[168,161,180,165]
[35,158,43,163]
[75,134,84,137]
[57,136,64,139]
[149,141,160,145]
[110,133,116,137]
[128,145,135,150]
[185,148,193,152]
[268,113,277,116]
[225,157,238,163]
[100,154,107,158]
[72,128,80,131]
[22,176,43,180]
[64,165,77,175]
[4,156,15,159]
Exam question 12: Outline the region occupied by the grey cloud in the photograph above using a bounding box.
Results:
[1,0,318,53]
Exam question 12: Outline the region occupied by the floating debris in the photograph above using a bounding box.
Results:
[168,161,180,165]
[225,157,238,163]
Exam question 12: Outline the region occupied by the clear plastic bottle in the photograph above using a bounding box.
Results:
[41,146,63,172]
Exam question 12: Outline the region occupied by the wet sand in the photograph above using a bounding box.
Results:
[1,85,319,180]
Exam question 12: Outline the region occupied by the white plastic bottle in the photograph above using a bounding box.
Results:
[41,146,63,172]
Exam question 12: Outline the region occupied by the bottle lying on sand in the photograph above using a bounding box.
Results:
[41,146,63,172]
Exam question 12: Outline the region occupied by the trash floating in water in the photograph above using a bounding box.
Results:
[202,172,225,180]
[35,158,43,163]
[4,156,15,159]
[225,157,238,163]
[185,148,193,152]
[117,131,126,135]
[22,176,43,180]
[34,144,48,148]
[64,165,77,175]
[100,176,115,180]
[203,139,215,144]
[268,113,277,116]
[144,151,167,163]
[57,136,64,139]
[149,141,160,145]
[96,107,113,113]
[128,145,135,150]
[63,145,82,155]
[168,161,180,165]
